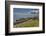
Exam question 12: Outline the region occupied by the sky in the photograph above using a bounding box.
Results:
[13,8,39,20]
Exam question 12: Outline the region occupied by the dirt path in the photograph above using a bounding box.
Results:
[17,19,32,25]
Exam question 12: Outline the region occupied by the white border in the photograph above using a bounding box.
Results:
[10,5,43,33]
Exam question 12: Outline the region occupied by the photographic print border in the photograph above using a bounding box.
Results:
[5,1,45,35]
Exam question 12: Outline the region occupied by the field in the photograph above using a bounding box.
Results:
[14,18,39,27]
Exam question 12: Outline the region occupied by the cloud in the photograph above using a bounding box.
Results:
[14,13,32,15]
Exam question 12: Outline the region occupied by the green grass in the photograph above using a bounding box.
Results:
[14,19,39,27]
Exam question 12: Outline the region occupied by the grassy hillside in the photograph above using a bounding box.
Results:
[14,19,39,27]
